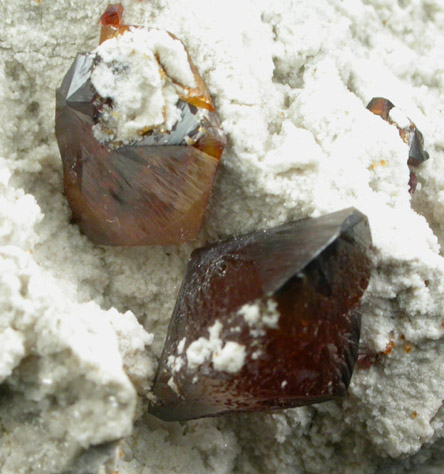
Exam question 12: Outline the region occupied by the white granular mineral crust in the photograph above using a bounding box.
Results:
[389,107,411,130]
[239,299,280,329]
[92,27,196,144]
[2,0,444,473]
[186,321,246,374]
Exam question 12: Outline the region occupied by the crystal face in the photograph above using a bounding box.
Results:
[149,208,372,421]
[99,4,123,27]
[55,20,226,245]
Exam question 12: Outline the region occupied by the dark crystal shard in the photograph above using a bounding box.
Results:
[367,97,429,167]
[408,170,418,195]
[407,129,429,167]
[55,32,225,245]
[149,208,372,421]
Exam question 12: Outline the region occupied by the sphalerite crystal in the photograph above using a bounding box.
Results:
[149,208,372,421]
[367,97,429,193]
[55,5,225,246]
[99,3,123,27]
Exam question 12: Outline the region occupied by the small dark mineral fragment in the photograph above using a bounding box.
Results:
[367,98,429,167]
[149,208,372,421]
[407,128,429,167]
[99,4,123,27]
[408,170,418,195]
[367,97,394,121]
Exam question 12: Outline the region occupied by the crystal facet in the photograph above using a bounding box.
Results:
[99,4,123,27]
[55,16,226,246]
[149,208,372,421]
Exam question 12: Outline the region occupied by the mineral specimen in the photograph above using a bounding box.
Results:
[55,6,225,246]
[149,208,372,421]
[367,98,429,194]
[367,97,429,165]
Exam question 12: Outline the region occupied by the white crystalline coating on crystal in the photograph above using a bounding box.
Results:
[239,301,261,325]
[167,377,180,395]
[389,107,411,130]
[212,341,246,373]
[177,337,186,354]
[167,354,184,373]
[239,298,280,337]
[91,27,196,144]
[186,338,213,368]
[252,350,262,360]
[166,338,187,374]
[262,299,280,328]
[186,321,246,373]
[186,321,221,369]
[208,320,223,339]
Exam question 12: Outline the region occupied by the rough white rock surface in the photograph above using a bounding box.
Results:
[1,0,444,473]
[92,27,195,144]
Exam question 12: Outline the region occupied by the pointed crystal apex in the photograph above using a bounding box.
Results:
[64,54,97,118]
[149,208,372,421]
[100,4,124,26]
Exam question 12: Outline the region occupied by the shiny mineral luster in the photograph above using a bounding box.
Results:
[55,7,225,246]
[150,208,372,421]
[99,4,123,27]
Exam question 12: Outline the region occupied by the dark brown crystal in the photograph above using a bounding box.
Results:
[149,208,372,421]
[366,97,394,121]
[55,15,226,246]
[367,97,429,167]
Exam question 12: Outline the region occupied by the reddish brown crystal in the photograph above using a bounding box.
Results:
[367,97,394,121]
[98,10,214,113]
[408,170,418,195]
[367,97,429,168]
[55,17,225,246]
[357,351,381,369]
[149,208,372,421]
[99,4,123,27]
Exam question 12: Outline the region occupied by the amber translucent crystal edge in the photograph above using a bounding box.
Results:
[98,24,215,112]
[99,4,124,27]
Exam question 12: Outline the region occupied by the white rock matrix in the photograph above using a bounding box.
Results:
[1,0,444,472]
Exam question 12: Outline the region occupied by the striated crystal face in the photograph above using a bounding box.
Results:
[149,208,372,421]
[55,34,225,245]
